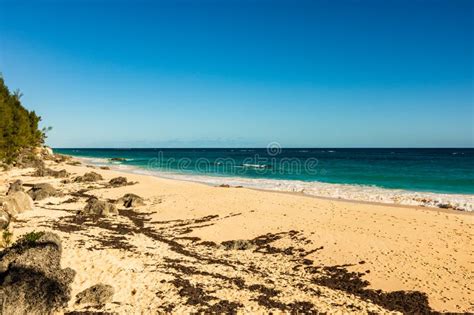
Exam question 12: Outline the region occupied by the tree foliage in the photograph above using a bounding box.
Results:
[0,75,46,164]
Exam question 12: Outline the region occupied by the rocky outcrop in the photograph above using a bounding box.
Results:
[33,166,69,178]
[109,176,128,187]
[32,146,54,159]
[7,180,24,195]
[74,172,103,183]
[27,183,62,201]
[44,147,54,157]
[14,150,45,169]
[82,197,118,216]
[5,147,55,169]
[0,191,34,216]
[30,146,55,161]
[117,193,145,208]
[75,283,114,306]
[0,232,75,314]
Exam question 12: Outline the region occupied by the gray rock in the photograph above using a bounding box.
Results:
[75,283,114,306]
[32,166,48,177]
[33,166,69,178]
[109,176,128,187]
[74,172,103,183]
[7,179,24,195]
[437,203,454,209]
[27,183,62,201]
[0,232,63,272]
[82,197,117,216]
[221,239,255,251]
[110,157,126,162]
[117,193,145,208]
[0,191,34,216]
[54,169,69,178]
[0,232,75,314]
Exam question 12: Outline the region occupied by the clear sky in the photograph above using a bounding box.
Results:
[0,0,472,148]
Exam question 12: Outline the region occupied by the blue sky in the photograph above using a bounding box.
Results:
[0,0,472,148]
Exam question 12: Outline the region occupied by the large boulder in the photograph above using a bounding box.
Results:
[117,193,145,208]
[108,176,128,187]
[7,180,24,195]
[82,197,117,216]
[75,283,114,306]
[74,172,103,183]
[0,191,34,216]
[0,232,75,314]
[27,183,62,201]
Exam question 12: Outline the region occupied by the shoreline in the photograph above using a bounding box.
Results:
[1,155,472,313]
[75,155,474,212]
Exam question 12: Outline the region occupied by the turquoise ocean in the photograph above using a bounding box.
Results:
[55,148,474,210]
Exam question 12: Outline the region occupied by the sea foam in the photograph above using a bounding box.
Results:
[78,157,474,212]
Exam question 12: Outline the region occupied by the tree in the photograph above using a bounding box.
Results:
[0,75,46,164]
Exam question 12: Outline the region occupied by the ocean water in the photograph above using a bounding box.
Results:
[54,148,474,210]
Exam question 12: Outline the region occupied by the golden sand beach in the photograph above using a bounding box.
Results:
[1,158,472,313]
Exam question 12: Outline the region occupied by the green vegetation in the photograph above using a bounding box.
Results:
[17,230,44,246]
[0,230,45,252]
[1,230,13,248]
[0,74,48,164]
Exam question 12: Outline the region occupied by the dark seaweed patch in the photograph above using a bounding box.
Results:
[51,205,435,313]
[313,265,434,314]
[170,276,214,306]
[197,300,244,314]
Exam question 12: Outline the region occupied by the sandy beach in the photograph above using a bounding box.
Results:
[1,157,472,314]
[1,1,472,313]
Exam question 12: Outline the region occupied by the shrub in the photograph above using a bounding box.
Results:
[18,230,45,246]
[0,74,48,164]
[1,230,13,247]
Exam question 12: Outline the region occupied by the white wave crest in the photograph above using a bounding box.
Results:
[75,156,474,212]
